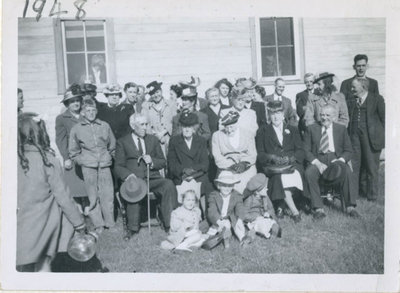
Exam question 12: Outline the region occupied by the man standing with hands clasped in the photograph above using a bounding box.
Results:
[303,104,359,219]
[347,77,385,202]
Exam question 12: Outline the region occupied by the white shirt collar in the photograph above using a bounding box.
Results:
[273,93,282,101]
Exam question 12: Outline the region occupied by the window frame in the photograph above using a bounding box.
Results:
[53,18,116,94]
[250,17,305,85]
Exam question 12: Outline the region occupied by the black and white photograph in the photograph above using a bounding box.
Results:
[2,0,400,291]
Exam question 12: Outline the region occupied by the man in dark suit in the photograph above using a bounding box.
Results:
[304,104,359,219]
[340,54,379,100]
[263,78,297,126]
[347,77,385,201]
[296,73,316,137]
[115,113,178,239]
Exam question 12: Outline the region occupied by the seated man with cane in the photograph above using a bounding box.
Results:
[303,104,359,219]
[115,113,179,240]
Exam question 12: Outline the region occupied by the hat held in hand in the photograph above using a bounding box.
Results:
[322,162,342,183]
[120,176,147,203]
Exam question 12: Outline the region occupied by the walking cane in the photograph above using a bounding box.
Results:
[146,162,151,233]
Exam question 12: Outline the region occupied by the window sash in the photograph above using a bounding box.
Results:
[255,17,302,82]
[61,20,109,87]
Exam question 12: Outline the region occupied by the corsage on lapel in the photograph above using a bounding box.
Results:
[284,128,291,135]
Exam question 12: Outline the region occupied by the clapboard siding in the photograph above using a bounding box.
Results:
[113,18,253,96]
[303,18,385,96]
[18,18,60,149]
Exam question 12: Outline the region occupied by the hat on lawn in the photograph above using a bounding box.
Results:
[220,111,240,126]
[120,176,147,203]
[266,100,284,113]
[103,84,123,96]
[214,170,240,185]
[61,84,83,104]
[179,110,199,126]
[314,72,335,84]
[176,179,202,204]
[322,162,342,183]
[146,81,163,96]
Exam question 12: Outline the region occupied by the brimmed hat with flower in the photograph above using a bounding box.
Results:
[103,84,123,96]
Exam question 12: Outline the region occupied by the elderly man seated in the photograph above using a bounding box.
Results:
[115,113,178,240]
[303,104,359,219]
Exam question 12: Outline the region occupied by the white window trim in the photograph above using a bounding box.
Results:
[254,17,302,82]
[60,20,109,87]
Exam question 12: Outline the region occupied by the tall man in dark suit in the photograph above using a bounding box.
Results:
[340,54,379,100]
[304,104,359,219]
[115,113,178,239]
[264,78,297,126]
[347,78,385,201]
[296,73,316,137]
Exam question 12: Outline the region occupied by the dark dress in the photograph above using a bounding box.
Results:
[167,134,214,197]
[55,110,86,197]
[256,123,305,200]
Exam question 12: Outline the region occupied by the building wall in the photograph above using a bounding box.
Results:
[18,17,386,155]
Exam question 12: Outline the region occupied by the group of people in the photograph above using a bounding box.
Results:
[16,53,385,271]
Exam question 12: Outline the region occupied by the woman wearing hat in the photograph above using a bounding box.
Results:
[304,72,349,128]
[97,83,134,140]
[255,100,305,222]
[168,111,214,213]
[18,113,85,271]
[212,111,257,194]
[171,80,211,140]
[214,78,233,107]
[80,83,98,104]
[141,81,177,157]
[220,87,259,138]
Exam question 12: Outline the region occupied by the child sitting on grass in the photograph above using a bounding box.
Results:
[207,171,250,249]
[161,189,205,251]
[243,174,282,240]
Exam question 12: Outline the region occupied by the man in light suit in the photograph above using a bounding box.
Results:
[304,104,359,219]
[115,113,178,239]
[347,77,385,201]
[340,54,379,101]
[263,78,297,126]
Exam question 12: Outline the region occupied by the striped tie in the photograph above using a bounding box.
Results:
[319,127,329,154]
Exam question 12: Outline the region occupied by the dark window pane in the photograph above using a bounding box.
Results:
[278,47,295,76]
[260,18,275,47]
[276,18,294,46]
[66,54,86,85]
[87,53,107,85]
[261,47,278,77]
[65,21,84,52]
[86,21,105,51]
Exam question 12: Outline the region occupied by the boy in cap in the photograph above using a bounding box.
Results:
[243,174,281,239]
[207,171,250,249]
[69,99,116,231]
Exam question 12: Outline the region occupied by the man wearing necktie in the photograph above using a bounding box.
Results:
[347,78,385,202]
[303,104,358,219]
[115,113,178,239]
[263,78,297,126]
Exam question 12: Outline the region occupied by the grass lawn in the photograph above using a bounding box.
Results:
[95,164,384,274]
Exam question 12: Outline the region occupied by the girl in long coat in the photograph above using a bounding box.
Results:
[17,113,85,272]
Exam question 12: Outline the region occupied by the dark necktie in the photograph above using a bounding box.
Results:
[357,97,362,107]
[319,127,329,154]
[137,137,144,155]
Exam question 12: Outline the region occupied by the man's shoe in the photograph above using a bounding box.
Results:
[290,213,301,223]
[347,208,361,218]
[123,230,138,241]
[276,207,284,219]
[313,209,326,220]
